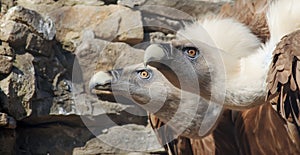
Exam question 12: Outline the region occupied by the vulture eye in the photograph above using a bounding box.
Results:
[182,47,199,59]
[137,69,152,79]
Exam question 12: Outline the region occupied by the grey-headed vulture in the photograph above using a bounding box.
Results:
[143,0,300,130]
[89,64,239,154]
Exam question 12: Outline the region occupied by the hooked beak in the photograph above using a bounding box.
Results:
[89,69,122,94]
[144,44,171,66]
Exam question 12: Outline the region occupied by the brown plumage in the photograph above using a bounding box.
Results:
[150,103,300,155]
[220,0,270,43]
[234,103,300,155]
[266,29,300,136]
[149,110,239,155]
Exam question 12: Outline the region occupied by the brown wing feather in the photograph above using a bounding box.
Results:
[149,110,239,155]
[220,0,270,43]
[149,114,201,155]
[266,30,300,136]
[235,103,300,155]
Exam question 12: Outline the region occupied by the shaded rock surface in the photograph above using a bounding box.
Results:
[0,0,230,154]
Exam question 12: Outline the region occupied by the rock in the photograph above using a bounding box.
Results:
[25,33,55,56]
[140,0,226,20]
[0,0,15,16]
[16,121,94,155]
[73,124,163,154]
[96,41,144,71]
[0,6,56,51]
[49,5,143,51]
[0,43,14,74]
[1,6,56,40]
[0,128,16,154]
[142,14,184,34]
[118,0,146,8]
[16,0,105,16]
[0,53,35,120]
[0,112,16,129]
[0,20,31,48]
[147,32,176,43]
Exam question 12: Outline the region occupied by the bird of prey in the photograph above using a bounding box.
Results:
[90,64,223,138]
[143,0,300,128]
[89,63,300,154]
[89,64,239,154]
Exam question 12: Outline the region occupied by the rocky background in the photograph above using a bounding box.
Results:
[0,0,232,154]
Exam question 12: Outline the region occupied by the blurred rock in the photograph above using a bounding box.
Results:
[49,5,143,51]
[0,43,14,74]
[147,32,176,43]
[16,0,105,16]
[73,124,162,154]
[118,0,146,8]
[0,128,16,154]
[0,53,35,120]
[0,112,16,129]
[16,120,94,155]
[141,0,226,20]
[142,12,184,34]
[0,6,55,41]
[0,0,15,16]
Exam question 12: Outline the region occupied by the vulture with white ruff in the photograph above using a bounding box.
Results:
[144,0,300,130]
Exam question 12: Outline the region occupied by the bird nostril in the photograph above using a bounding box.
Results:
[109,69,122,83]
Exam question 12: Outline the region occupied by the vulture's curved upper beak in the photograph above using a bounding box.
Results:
[89,69,122,94]
[144,44,170,66]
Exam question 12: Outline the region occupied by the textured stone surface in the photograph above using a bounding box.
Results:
[0,53,35,120]
[0,43,14,74]
[0,112,16,128]
[73,124,163,154]
[141,0,226,20]
[16,0,105,16]
[0,128,16,154]
[1,6,56,40]
[49,5,143,51]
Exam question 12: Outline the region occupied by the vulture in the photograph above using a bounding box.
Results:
[89,64,239,154]
[89,0,300,154]
[144,0,300,127]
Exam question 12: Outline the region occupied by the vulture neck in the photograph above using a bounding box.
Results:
[224,44,272,109]
[200,18,269,109]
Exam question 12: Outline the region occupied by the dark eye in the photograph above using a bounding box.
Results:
[137,69,152,79]
[182,47,199,59]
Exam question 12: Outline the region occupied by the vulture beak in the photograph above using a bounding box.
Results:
[144,44,171,66]
[89,69,122,94]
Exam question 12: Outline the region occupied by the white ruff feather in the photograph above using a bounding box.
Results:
[228,0,300,108]
[178,0,300,109]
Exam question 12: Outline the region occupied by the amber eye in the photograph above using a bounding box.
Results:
[187,49,196,57]
[138,70,151,79]
[183,47,199,59]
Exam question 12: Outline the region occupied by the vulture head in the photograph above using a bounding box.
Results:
[89,64,223,138]
[144,18,266,110]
